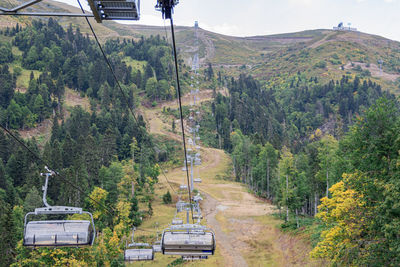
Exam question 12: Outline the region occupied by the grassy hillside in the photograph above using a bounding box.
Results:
[2,0,400,94]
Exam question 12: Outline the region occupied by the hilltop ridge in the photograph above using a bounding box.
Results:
[1,0,400,93]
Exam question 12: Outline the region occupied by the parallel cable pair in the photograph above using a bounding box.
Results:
[76,0,194,222]
[1,0,193,232]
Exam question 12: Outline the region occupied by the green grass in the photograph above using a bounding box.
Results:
[123,57,147,72]
[11,46,23,56]
[10,64,42,89]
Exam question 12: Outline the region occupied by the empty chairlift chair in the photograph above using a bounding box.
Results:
[87,0,140,23]
[124,227,154,261]
[172,217,183,225]
[179,184,188,191]
[24,168,95,247]
[161,224,215,256]
[192,195,203,220]
[194,177,202,183]
[192,207,203,220]
[153,232,162,253]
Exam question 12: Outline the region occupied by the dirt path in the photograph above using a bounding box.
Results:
[198,31,216,63]
[141,92,320,266]
[203,193,248,267]
[308,31,337,49]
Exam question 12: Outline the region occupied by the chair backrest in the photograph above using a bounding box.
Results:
[24,220,92,246]
[124,248,154,261]
[161,227,215,256]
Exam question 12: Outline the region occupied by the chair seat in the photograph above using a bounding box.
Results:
[162,231,215,256]
[24,220,92,246]
[124,248,154,261]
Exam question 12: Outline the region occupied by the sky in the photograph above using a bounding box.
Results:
[56,0,400,41]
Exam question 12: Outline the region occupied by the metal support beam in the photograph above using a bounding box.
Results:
[0,12,94,17]
[0,0,139,21]
[9,0,42,12]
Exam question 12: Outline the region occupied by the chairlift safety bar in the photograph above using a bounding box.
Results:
[0,0,94,17]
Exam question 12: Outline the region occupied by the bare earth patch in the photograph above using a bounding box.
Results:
[19,119,52,146]
[343,61,400,82]
[64,88,91,112]
[18,88,91,143]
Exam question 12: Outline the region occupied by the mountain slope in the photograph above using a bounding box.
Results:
[2,0,400,93]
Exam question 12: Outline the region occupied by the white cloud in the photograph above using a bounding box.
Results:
[288,0,317,5]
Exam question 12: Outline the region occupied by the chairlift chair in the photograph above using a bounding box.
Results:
[88,0,140,23]
[153,242,162,253]
[161,224,215,256]
[181,157,191,171]
[172,218,183,225]
[193,194,203,202]
[176,199,188,213]
[179,184,188,191]
[194,178,202,183]
[24,167,95,247]
[193,205,203,220]
[153,232,162,253]
[192,212,203,220]
[124,227,154,261]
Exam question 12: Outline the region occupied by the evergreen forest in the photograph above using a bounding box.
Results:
[1,12,400,267]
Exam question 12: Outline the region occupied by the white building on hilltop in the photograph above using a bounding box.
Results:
[333,22,357,32]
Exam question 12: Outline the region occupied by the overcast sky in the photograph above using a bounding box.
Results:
[56,0,400,41]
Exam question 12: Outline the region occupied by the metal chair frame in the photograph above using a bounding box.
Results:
[23,167,96,247]
[161,223,216,256]
[124,227,154,261]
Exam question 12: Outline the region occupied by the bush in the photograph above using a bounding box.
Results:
[167,258,184,266]
[162,191,172,204]
[362,69,371,77]
[13,66,22,76]
[314,60,326,69]
[330,59,342,65]
[331,53,339,60]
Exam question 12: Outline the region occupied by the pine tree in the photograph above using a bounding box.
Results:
[23,187,42,213]
[163,191,172,204]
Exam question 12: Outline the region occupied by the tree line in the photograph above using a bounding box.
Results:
[201,71,399,265]
[0,18,184,130]
[0,19,182,266]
